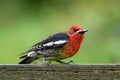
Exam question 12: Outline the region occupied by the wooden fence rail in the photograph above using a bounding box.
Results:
[0,64,120,80]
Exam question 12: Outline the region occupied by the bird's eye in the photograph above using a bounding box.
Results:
[73,29,78,32]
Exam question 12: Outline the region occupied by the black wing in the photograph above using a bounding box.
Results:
[30,32,69,51]
[18,32,69,63]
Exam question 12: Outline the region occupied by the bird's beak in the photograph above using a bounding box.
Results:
[78,29,88,34]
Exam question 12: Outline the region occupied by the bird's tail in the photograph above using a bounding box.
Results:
[19,57,38,64]
[18,50,38,64]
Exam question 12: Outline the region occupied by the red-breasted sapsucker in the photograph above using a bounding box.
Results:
[19,25,88,64]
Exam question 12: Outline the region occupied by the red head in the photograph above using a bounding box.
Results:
[67,25,88,35]
[64,25,88,57]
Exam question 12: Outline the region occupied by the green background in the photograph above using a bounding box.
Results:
[0,0,120,64]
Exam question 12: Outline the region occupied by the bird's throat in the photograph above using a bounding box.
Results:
[63,34,84,57]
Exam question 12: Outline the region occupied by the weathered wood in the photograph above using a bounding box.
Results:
[0,64,120,80]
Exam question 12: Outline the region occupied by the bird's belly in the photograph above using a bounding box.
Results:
[37,49,68,61]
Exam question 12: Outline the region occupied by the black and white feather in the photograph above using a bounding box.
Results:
[19,32,69,64]
[31,32,69,51]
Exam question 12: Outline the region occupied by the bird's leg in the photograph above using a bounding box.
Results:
[67,60,74,64]
[56,60,66,64]
[56,60,74,64]
[42,56,45,62]
[37,56,46,64]
[38,56,50,65]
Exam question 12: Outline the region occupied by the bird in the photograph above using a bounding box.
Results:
[18,25,88,64]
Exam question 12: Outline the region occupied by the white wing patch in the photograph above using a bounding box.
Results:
[54,40,67,45]
[43,42,54,46]
[43,40,67,47]
[27,51,36,57]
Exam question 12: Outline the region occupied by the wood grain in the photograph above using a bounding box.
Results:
[0,64,120,80]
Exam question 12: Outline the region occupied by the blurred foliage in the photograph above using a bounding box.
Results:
[0,0,120,64]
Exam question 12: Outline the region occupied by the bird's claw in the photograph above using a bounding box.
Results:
[56,60,74,64]
[67,60,74,64]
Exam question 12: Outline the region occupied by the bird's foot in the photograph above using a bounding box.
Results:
[56,60,74,64]
[67,60,74,64]
[37,61,51,66]
[33,60,50,65]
